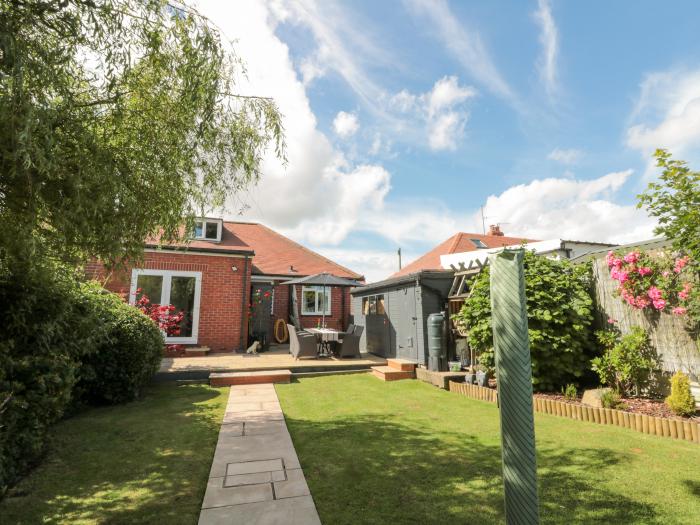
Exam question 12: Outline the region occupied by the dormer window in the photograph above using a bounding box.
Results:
[470,238,487,249]
[193,218,223,242]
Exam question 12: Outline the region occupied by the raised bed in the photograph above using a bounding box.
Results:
[448,380,699,443]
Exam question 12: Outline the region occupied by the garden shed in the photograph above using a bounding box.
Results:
[350,270,453,365]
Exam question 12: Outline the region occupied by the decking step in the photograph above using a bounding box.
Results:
[185,346,210,357]
[386,358,418,371]
[210,369,292,387]
[371,366,415,381]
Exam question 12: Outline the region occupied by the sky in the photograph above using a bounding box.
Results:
[196,0,700,282]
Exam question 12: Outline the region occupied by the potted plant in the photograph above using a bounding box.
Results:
[475,364,491,388]
[464,369,477,384]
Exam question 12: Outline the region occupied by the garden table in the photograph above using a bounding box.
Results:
[306,328,340,357]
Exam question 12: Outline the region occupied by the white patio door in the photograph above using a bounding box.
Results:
[129,269,202,344]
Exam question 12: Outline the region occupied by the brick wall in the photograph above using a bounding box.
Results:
[249,282,352,339]
[90,251,252,353]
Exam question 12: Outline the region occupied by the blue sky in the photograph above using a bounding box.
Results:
[199,0,700,281]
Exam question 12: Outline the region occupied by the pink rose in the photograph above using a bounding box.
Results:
[647,286,662,300]
[635,296,651,309]
[623,252,639,264]
[610,268,619,280]
[607,317,618,324]
[674,256,689,273]
[617,271,629,283]
[672,307,687,315]
[679,290,689,300]
[652,298,667,310]
[662,270,670,278]
[637,267,652,276]
[606,251,615,267]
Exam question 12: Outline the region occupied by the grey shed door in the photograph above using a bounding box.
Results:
[395,287,418,361]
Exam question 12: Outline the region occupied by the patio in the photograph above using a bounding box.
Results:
[159,345,386,377]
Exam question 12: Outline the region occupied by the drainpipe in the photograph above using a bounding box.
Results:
[238,256,250,352]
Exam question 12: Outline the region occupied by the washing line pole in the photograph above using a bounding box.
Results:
[489,248,540,525]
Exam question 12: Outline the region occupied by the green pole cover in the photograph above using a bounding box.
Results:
[489,248,539,525]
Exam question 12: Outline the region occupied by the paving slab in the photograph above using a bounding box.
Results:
[199,386,320,524]
[198,496,321,525]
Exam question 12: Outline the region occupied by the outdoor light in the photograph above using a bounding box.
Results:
[231,265,238,272]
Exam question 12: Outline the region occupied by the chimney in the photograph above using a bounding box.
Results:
[488,224,504,236]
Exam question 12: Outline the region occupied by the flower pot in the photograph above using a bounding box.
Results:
[476,370,489,387]
[464,373,476,385]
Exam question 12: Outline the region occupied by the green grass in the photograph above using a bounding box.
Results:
[0,383,227,525]
[276,374,700,525]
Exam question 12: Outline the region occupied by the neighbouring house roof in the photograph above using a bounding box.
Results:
[391,231,535,278]
[148,221,363,280]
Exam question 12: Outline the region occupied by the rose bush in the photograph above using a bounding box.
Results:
[606,249,694,316]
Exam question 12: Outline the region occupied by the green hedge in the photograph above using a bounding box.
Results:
[77,282,163,404]
[0,263,96,492]
[0,267,164,494]
[453,251,596,391]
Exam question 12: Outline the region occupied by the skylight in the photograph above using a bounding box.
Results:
[470,238,488,249]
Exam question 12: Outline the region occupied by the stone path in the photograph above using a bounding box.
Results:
[199,384,321,525]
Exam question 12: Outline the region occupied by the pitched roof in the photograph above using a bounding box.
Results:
[391,232,535,278]
[149,221,363,280]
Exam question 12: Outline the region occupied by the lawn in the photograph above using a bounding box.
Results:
[276,374,700,525]
[0,383,227,525]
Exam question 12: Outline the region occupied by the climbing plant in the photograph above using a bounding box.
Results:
[453,251,595,391]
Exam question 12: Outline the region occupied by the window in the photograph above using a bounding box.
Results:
[192,218,222,242]
[362,294,385,315]
[470,238,487,249]
[129,269,202,344]
[301,286,331,315]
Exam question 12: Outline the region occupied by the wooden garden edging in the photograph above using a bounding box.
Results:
[448,380,700,444]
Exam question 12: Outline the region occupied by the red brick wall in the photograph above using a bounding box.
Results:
[89,252,252,353]
[294,285,351,331]
[249,282,351,340]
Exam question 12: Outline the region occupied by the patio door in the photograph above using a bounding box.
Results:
[250,282,274,345]
[129,269,202,344]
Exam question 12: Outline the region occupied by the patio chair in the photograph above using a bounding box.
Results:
[336,325,363,358]
[338,324,355,340]
[288,324,318,360]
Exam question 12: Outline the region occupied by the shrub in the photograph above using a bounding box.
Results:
[453,250,595,391]
[591,326,659,397]
[665,371,697,417]
[600,389,625,409]
[77,282,164,405]
[562,383,578,401]
[0,262,99,493]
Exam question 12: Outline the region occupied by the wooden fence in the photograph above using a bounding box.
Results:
[590,245,700,379]
[448,380,700,444]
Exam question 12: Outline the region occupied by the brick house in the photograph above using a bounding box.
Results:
[89,219,363,354]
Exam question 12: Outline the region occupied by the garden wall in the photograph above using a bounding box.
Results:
[590,249,700,381]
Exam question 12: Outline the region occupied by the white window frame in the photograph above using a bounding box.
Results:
[193,218,222,242]
[129,269,203,344]
[301,286,331,316]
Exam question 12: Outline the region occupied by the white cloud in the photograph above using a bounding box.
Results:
[405,0,516,103]
[196,0,390,248]
[483,171,656,244]
[390,76,476,151]
[299,56,325,85]
[547,148,581,164]
[273,0,389,113]
[315,247,414,283]
[627,69,700,159]
[533,0,559,96]
[333,111,360,138]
